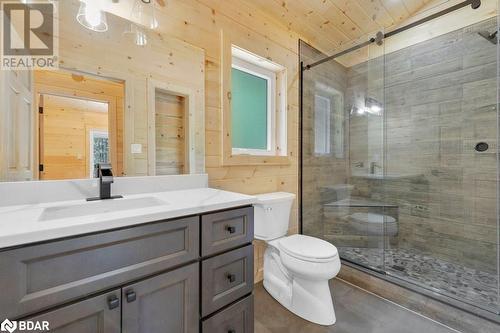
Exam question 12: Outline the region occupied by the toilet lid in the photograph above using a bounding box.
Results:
[279,235,338,261]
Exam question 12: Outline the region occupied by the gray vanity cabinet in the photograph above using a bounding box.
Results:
[202,296,254,333]
[122,263,199,333]
[0,206,254,333]
[26,290,121,333]
[201,207,254,256]
[0,216,199,319]
[201,245,254,316]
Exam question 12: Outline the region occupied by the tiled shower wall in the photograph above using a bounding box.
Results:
[348,18,498,273]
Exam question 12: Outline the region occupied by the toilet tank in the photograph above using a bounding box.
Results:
[254,192,295,241]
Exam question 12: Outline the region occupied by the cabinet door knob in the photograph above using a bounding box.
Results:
[226,225,236,234]
[107,295,120,310]
[226,273,236,283]
[126,289,137,303]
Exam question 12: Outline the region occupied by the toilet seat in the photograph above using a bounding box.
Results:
[279,234,338,263]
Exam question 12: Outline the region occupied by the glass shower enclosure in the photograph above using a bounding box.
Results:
[300,3,499,316]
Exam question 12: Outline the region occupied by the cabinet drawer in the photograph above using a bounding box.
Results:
[202,295,253,333]
[26,290,121,333]
[201,245,253,317]
[201,207,254,257]
[0,216,199,319]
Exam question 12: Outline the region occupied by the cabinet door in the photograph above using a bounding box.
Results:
[122,263,199,333]
[26,290,121,333]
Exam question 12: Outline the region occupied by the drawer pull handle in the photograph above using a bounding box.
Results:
[107,295,120,310]
[228,330,236,333]
[126,289,137,303]
[226,273,236,283]
[226,225,236,234]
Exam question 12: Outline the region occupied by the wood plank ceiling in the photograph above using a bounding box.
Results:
[243,0,435,53]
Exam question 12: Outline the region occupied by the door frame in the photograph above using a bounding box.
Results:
[147,79,197,175]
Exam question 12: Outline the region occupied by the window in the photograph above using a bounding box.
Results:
[313,83,344,159]
[314,95,331,155]
[89,130,109,177]
[230,46,285,157]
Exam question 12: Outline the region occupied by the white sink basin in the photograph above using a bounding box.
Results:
[39,197,167,221]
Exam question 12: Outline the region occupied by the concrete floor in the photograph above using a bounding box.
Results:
[254,279,460,333]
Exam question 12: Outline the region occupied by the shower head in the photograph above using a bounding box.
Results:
[478,30,498,44]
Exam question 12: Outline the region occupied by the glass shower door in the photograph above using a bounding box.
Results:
[300,32,387,272]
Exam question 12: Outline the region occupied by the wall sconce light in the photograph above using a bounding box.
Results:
[76,0,108,32]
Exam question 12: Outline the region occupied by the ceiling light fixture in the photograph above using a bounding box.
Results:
[76,0,108,32]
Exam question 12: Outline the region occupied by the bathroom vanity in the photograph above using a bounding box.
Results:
[0,176,255,333]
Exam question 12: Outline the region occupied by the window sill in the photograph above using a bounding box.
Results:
[222,154,290,166]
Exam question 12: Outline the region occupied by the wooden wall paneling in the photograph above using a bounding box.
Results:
[298,0,363,41]
[402,0,427,13]
[381,0,411,22]
[58,0,206,176]
[58,0,302,282]
[355,0,396,27]
[330,0,383,34]
[147,79,199,175]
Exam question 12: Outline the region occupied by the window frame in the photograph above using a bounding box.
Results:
[231,57,276,156]
[314,94,331,156]
[221,34,289,166]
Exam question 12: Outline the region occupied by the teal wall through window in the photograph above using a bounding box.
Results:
[231,68,268,150]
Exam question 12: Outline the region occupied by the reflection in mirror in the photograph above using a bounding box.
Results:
[36,70,124,180]
[0,0,206,182]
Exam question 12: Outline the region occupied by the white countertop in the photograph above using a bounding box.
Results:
[0,188,256,249]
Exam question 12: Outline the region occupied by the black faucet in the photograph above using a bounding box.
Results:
[87,163,123,201]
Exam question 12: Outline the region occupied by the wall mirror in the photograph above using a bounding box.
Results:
[0,0,205,182]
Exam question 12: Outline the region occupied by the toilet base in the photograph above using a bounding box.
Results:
[263,246,337,326]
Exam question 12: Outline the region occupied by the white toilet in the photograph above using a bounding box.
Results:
[254,192,341,326]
